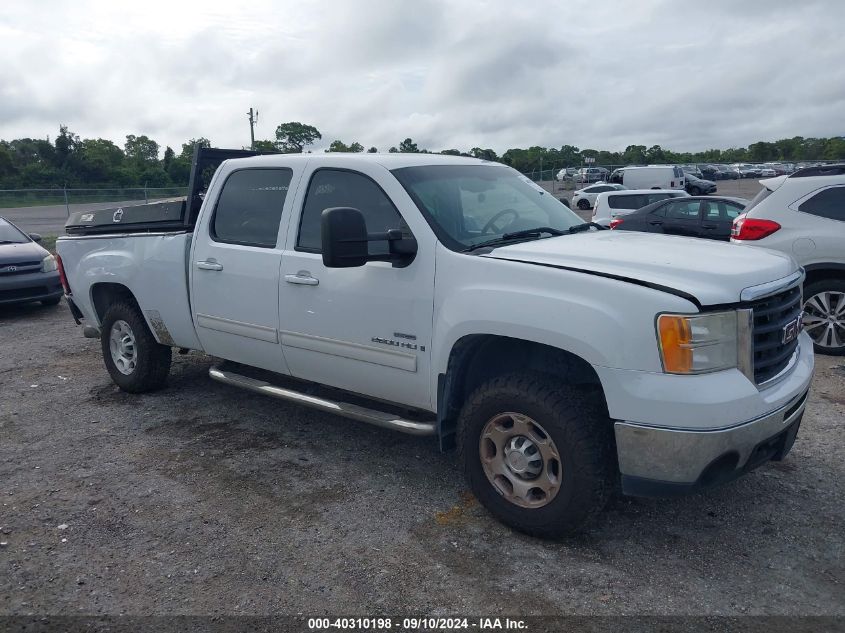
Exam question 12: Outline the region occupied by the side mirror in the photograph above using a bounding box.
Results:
[321,207,417,269]
[29,233,42,243]
[321,207,369,268]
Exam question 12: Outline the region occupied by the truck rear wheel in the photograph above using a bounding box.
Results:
[458,373,613,538]
[100,301,171,392]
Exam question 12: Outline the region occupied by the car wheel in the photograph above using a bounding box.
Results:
[100,300,172,392]
[577,198,590,210]
[689,186,701,195]
[41,296,62,306]
[802,280,845,356]
[458,373,613,538]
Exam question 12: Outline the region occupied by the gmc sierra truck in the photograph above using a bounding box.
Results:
[56,151,814,537]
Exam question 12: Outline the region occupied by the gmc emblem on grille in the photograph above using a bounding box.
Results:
[782,317,801,344]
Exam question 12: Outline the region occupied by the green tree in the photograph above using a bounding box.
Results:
[252,140,277,152]
[274,122,321,153]
[367,146,378,153]
[388,147,398,153]
[398,138,419,153]
[470,147,499,161]
[622,144,647,165]
[326,140,364,153]
[124,135,160,164]
[77,138,124,183]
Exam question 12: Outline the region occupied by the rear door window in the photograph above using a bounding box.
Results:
[608,194,645,210]
[212,168,292,247]
[798,186,845,222]
[665,200,702,220]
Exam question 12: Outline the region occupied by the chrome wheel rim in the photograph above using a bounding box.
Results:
[479,412,562,509]
[109,319,137,375]
[803,291,845,350]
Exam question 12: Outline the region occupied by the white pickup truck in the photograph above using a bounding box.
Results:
[57,152,814,537]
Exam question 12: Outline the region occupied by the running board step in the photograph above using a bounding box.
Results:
[208,366,436,437]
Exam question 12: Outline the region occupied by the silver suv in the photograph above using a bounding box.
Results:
[732,164,845,355]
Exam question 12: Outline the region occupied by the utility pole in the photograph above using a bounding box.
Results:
[247,107,257,150]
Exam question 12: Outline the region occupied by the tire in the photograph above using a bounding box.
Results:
[41,296,61,306]
[802,279,845,356]
[100,300,172,392]
[458,373,614,538]
[577,198,590,211]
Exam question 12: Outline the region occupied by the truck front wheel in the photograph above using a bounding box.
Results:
[100,301,171,393]
[458,374,613,538]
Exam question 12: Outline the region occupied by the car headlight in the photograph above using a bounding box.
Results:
[656,311,739,374]
[41,254,58,273]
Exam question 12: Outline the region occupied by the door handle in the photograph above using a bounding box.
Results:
[649,220,663,226]
[701,223,718,229]
[196,260,223,271]
[285,272,319,286]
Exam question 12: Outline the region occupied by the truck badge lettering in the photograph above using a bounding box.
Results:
[372,336,425,352]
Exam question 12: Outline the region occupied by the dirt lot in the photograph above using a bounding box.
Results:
[1,302,843,616]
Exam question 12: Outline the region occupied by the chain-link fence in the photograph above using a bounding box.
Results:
[0,186,188,214]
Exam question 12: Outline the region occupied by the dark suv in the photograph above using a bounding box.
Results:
[0,216,63,307]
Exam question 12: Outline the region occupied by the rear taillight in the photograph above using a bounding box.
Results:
[609,218,623,229]
[56,253,70,294]
[731,214,781,240]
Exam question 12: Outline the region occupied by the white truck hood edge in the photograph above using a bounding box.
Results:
[483,231,798,307]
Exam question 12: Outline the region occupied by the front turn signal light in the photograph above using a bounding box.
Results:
[657,311,739,374]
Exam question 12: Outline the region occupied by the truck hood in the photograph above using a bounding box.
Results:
[484,231,797,306]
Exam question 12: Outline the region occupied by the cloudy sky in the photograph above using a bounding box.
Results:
[1,0,844,155]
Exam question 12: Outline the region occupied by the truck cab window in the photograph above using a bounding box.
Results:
[211,168,292,247]
[297,169,408,254]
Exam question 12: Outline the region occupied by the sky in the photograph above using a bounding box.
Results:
[1,0,844,156]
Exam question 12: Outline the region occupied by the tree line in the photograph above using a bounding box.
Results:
[2,123,843,189]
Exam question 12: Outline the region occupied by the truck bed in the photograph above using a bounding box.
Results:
[58,230,202,351]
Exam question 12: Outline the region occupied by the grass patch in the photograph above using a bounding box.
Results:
[39,235,58,253]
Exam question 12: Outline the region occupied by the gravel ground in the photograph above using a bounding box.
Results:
[1,302,843,616]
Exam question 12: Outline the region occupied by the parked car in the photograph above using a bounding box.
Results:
[57,151,813,538]
[0,216,63,307]
[758,166,777,178]
[571,183,627,210]
[576,167,608,183]
[733,164,761,178]
[715,165,740,180]
[681,165,703,178]
[591,189,689,226]
[684,173,717,195]
[555,167,578,181]
[610,196,747,241]
[608,166,685,190]
[732,164,845,355]
[696,164,721,180]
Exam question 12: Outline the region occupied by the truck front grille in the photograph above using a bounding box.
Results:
[750,285,803,384]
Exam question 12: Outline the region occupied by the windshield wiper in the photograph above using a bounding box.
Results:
[463,227,566,252]
[567,222,608,233]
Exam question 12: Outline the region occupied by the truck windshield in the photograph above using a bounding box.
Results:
[392,165,583,251]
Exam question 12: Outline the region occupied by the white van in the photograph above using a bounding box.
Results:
[608,166,685,190]
[591,189,689,226]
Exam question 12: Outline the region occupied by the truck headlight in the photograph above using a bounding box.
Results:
[41,254,58,273]
[657,311,738,374]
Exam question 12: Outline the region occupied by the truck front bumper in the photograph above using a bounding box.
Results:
[606,331,814,497]
[615,387,808,497]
